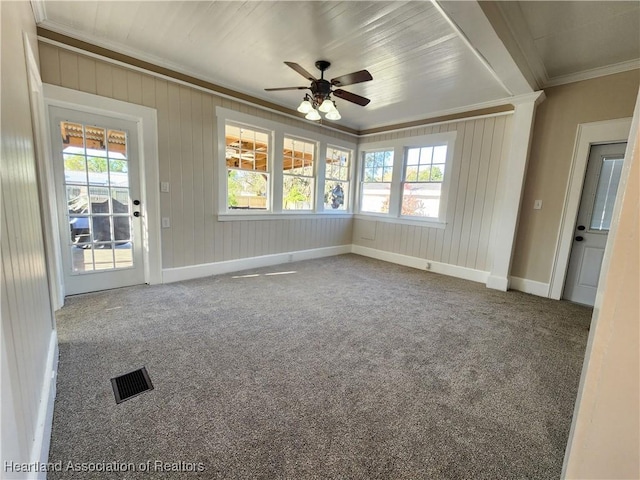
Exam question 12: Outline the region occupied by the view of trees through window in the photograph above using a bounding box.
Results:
[225,124,269,210]
[402,145,447,218]
[283,137,315,210]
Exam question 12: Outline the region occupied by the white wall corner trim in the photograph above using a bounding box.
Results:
[549,117,633,300]
[163,245,352,283]
[487,90,545,291]
[30,331,59,478]
[509,276,551,298]
[351,245,490,284]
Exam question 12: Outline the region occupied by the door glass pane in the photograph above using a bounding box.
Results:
[590,156,624,231]
[60,120,133,273]
[71,246,94,272]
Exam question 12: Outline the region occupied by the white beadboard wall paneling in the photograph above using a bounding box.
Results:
[38,43,354,270]
[354,114,513,273]
[2,2,56,475]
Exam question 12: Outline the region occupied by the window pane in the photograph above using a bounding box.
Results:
[433,145,447,163]
[225,124,268,172]
[361,183,391,213]
[363,150,393,183]
[227,169,268,210]
[87,157,109,185]
[324,182,348,211]
[402,183,442,217]
[326,146,350,181]
[85,126,107,157]
[283,175,314,210]
[283,138,315,175]
[109,160,129,187]
[590,157,624,231]
[107,129,127,159]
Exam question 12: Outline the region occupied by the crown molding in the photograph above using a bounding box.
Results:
[543,60,640,88]
[30,0,47,24]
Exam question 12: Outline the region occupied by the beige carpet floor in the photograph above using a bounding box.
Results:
[48,254,591,479]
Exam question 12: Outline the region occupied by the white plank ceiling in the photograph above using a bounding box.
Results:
[36,1,639,130]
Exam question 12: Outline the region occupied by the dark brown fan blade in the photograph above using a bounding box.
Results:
[284,62,317,81]
[333,89,371,106]
[331,69,373,87]
[265,86,309,91]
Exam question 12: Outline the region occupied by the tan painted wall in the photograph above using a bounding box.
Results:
[354,114,513,272]
[563,89,639,479]
[39,43,353,269]
[512,70,640,283]
[1,0,55,469]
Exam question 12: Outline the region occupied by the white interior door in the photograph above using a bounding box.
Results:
[49,106,145,295]
[564,142,627,306]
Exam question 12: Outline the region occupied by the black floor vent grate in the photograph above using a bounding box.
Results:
[111,367,154,404]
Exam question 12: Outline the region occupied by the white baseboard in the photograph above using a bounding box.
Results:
[486,274,509,291]
[509,276,550,298]
[163,245,352,283]
[351,245,490,284]
[30,330,58,478]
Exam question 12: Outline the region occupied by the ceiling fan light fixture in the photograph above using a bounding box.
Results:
[305,109,321,121]
[325,109,341,121]
[297,99,313,114]
[318,98,334,113]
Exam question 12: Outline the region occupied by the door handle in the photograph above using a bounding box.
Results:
[577,225,586,231]
[133,200,141,206]
[133,211,141,217]
[575,235,584,242]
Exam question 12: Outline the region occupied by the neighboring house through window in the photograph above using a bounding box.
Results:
[358,131,456,226]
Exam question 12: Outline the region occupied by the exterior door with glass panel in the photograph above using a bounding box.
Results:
[49,106,144,295]
[564,142,627,306]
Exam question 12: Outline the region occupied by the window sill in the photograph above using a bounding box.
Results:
[217,212,354,221]
[355,213,447,229]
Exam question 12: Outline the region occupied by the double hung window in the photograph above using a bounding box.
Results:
[225,124,269,210]
[324,147,351,211]
[358,131,456,225]
[283,137,315,211]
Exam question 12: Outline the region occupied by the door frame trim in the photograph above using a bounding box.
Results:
[549,117,631,300]
[43,84,162,292]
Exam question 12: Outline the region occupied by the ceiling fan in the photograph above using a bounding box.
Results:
[265,60,373,121]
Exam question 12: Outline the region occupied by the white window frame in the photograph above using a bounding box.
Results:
[323,145,353,212]
[216,107,356,220]
[225,121,273,212]
[282,135,317,211]
[359,148,396,216]
[356,131,456,228]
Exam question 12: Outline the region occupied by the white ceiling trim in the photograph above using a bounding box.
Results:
[431,0,513,97]
[543,60,640,88]
[30,0,47,24]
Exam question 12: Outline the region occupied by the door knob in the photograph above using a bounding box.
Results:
[133,211,141,217]
[133,199,141,206]
[575,235,584,242]
[577,225,586,231]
